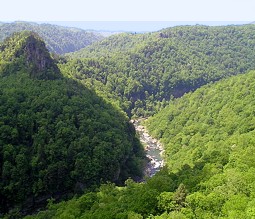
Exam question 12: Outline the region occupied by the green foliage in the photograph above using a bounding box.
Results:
[24,179,160,219]
[3,24,255,219]
[0,31,61,79]
[0,21,104,54]
[157,192,175,212]
[34,69,255,218]
[146,70,255,218]
[0,32,145,216]
[65,24,255,117]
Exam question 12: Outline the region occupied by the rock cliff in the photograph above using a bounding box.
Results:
[0,31,61,79]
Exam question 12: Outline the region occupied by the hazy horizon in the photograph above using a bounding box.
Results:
[2,21,251,32]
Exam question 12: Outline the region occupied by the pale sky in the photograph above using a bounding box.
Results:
[0,0,254,31]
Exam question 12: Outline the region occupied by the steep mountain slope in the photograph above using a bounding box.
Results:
[0,21,104,54]
[146,70,255,217]
[25,70,255,218]
[66,24,255,116]
[0,31,61,79]
[0,32,144,216]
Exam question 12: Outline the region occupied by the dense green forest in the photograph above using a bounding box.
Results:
[0,21,104,54]
[64,24,255,117]
[0,32,145,217]
[2,23,255,219]
[25,70,255,219]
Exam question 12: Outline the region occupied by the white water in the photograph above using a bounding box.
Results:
[132,118,164,177]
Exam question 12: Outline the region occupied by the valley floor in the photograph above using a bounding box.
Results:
[132,118,164,178]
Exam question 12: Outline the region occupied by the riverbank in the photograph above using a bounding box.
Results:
[131,118,164,178]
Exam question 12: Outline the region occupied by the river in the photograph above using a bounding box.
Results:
[131,118,164,178]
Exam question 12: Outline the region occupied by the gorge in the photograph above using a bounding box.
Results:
[132,118,164,178]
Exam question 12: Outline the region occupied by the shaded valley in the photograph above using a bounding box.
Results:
[1,22,255,219]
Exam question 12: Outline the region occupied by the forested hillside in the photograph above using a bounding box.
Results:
[2,23,255,219]
[146,70,255,218]
[65,24,255,117]
[0,32,144,217]
[0,21,104,54]
[25,70,255,219]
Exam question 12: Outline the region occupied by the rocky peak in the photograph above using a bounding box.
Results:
[23,32,62,79]
[0,31,61,79]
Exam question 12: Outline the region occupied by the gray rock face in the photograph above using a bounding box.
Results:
[23,33,61,79]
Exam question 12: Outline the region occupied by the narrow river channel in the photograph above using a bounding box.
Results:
[131,118,164,178]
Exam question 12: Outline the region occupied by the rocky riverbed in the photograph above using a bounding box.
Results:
[131,118,164,178]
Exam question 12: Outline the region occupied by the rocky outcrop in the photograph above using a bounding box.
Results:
[22,32,61,79]
[0,31,62,80]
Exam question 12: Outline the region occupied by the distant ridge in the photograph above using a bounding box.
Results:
[68,24,255,117]
[0,21,104,54]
